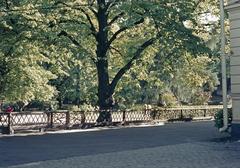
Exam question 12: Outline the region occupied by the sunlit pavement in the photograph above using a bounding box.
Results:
[1,121,240,168]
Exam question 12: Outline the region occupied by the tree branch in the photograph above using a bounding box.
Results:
[109,38,156,94]
[89,7,98,17]
[54,1,97,38]
[88,0,96,6]
[58,19,88,26]
[110,46,124,57]
[108,18,144,47]
[58,30,81,46]
[58,19,97,38]
[5,0,10,9]
[57,30,97,63]
[80,8,97,39]
[108,12,125,26]
[106,0,121,13]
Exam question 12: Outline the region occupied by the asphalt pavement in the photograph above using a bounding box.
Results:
[0,121,240,168]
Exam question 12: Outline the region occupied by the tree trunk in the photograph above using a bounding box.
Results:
[96,49,113,124]
[76,64,81,108]
[95,0,112,124]
[57,97,63,109]
[94,0,155,124]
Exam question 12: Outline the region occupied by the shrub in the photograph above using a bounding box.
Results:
[69,104,98,112]
[25,101,45,110]
[161,92,177,107]
[191,91,211,105]
[214,109,232,130]
[1,102,22,112]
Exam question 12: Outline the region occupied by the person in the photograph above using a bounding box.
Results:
[6,106,13,113]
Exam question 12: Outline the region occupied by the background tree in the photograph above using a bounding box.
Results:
[0,0,59,109]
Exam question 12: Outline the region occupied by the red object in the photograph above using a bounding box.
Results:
[6,106,13,113]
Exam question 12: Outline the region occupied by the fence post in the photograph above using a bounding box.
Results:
[65,111,70,128]
[80,111,86,125]
[204,109,207,117]
[47,112,53,128]
[47,112,49,126]
[7,113,13,134]
[122,110,126,125]
[180,109,183,120]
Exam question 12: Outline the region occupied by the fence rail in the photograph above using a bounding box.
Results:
[0,105,230,134]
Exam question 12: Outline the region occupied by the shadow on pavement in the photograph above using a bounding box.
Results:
[0,121,229,167]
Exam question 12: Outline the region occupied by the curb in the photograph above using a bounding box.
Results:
[0,122,165,138]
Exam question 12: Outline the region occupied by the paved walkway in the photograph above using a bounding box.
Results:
[0,121,240,168]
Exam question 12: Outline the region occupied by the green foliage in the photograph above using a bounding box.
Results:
[163,54,219,104]
[69,104,98,112]
[0,0,220,110]
[191,91,211,105]
[0,1,59,104]
[161,92,178,107]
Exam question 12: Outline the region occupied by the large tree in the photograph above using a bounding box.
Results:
[51,0,210,122]
[1,0,211,122]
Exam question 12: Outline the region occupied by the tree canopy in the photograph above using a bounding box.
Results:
[0,0,222,120]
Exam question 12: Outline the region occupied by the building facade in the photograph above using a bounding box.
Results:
[226,0,240,137]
